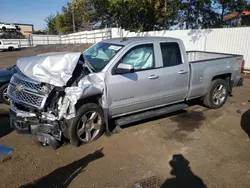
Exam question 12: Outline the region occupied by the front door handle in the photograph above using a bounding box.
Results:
[178,70,188,74]
[148,75,159,79]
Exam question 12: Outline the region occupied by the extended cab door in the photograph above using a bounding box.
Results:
[107,42,165,117]
[156,42,189,104]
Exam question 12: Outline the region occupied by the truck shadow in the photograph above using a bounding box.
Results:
[120,110,187,129]
[120,99,205,132]
[116,109,205,143]
[160,154,207,188]
[0,112,13,138]
[19,148,104,188]
[241,109,250,138]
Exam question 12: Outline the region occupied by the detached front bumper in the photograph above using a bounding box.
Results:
[9,103,62,149]
[9,104,38,134]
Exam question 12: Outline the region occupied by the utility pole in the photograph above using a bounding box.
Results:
[72,1,76,33]
[121,0,124,28]
[164,0,167,30]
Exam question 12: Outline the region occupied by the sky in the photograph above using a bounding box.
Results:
[0,0,70,30]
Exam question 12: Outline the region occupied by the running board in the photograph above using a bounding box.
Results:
[115,103,188,127]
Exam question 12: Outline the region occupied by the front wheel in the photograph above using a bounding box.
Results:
[0,83,10,105]
[203,79,229,109]
[68,103,105,146]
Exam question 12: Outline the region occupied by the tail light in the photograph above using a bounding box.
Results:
[241,60,245,73]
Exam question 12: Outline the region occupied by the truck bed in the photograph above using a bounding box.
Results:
[186,51,243,100]
[187,51,240,63]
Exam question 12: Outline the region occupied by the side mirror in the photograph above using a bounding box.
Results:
[115,63,134,74]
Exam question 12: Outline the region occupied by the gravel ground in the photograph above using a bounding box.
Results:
[0,47,250,188]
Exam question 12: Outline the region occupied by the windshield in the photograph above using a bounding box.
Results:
[83,42,123,72]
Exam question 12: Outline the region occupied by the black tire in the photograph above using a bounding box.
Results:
[67,103,105,147]
[203,79,229,109]
[8,47,14,51]
[0,83,10,105]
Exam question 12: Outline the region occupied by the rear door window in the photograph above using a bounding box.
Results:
[160,43,182,67]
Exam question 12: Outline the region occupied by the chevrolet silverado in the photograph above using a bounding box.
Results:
[7,37,244,148]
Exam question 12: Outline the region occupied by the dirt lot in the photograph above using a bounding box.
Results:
[1,47,250,188]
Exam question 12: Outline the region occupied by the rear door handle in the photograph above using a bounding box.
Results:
[148,75,159,79]
[178,70,188,74]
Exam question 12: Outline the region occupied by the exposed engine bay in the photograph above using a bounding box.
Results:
[7,52,106,149]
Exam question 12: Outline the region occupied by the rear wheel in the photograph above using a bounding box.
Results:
[203,79,229,109]
[68,103,105,146]
[0,83,10,105]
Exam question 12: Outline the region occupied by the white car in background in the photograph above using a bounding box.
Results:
[0,40,20,51]
[0,24,20,31]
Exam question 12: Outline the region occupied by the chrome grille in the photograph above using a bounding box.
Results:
[7,73,49,109]
[10,74,43,93]
[7,84,47,109]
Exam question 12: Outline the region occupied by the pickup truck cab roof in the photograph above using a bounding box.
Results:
[103,36,182,46]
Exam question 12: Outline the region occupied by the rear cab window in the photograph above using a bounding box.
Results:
[160,42,182,67]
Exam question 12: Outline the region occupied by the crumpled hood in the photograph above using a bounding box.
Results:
[17,52,82,87]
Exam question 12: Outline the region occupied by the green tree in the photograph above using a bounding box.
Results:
[45,1,93,34]
[86,0,110,27]
[55,3,73,34]
[105,0,182,31]
[45,15,57,34]
[213,0,250,27]
[46,0,250,34]
[72,0,93,31]
[178,0,219,29]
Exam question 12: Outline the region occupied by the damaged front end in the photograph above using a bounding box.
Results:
[8,73,64,148]
[7,52,105,149]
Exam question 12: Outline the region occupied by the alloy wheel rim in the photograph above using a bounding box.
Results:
[212,84,226,105]
[77,111,102,142]
[3,88,10,102]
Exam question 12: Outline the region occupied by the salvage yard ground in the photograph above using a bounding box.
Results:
[0,47,250,188]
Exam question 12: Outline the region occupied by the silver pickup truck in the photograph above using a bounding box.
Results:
[7,37,244,148]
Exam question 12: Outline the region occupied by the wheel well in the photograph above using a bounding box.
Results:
[0,82,8,87]
[212,73,232,92]
[75,94,102,111]
[212,73,231,83]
